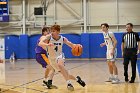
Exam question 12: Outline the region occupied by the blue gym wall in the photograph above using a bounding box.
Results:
[28,34,41,58]
[5,32,140,74]
[5,32,140,59]
[5,35,19,59]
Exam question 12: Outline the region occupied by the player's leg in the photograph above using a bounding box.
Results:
[43,66,57,89]
[110,49,120,84]
[112,62,118,76]
[36,54,57,89]
[57,59,86,89]
[106,50,114,82]
[112,48,118,76]
[44,65,51,82]
[64,70,86,87]
[111,61,120,84]
[107,61,114,80]
[57,60,74,91]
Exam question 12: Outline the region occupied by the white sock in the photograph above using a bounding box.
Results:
[66,80,72,84]
[114,75,118,79]
[110,74,114,78]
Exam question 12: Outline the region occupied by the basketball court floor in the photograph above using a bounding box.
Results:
[0,59,140,93]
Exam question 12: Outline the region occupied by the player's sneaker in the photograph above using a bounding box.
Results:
[76,76,86,87]
[129,80,134,83]
[43,80,58,89]
[67,83,74,91]
[112,78,120,84]
[125,77,129,82]
[105,77,114,82]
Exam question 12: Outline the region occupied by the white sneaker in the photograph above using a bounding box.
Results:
[112,78,120,84]
[106,77,114,82]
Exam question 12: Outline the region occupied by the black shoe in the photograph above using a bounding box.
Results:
[76,76,86,87]
[67,83,74,91]
[43,81,58,89]
[129,80,134,83]
[125,77,129,82]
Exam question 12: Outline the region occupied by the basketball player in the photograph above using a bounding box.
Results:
[35,27,57,89]
[38,25,86,91]
[100,23,120,84]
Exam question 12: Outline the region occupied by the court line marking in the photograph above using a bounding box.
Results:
[0,61,88,93]
[2,60,140,92]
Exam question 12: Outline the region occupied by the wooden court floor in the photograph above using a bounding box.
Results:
[0,59,140,93]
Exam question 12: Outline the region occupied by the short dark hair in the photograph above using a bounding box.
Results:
[101,23,109,28]
[126,23,133,28]
[42,27,50,35]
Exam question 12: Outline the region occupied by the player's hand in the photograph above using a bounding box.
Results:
[100,43,105,47]
[47,43,54,46]
[77,44,83,48]
[72,44,82,48]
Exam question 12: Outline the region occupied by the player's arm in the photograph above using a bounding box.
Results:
[63,37,76,48]
[100,42,106,47]
[38,35,52,49]
[111,33,117,51]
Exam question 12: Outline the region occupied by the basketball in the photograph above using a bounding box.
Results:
[71,44,83,56]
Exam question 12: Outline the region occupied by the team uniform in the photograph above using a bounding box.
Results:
[46,35,65,71]
[35,36,58,89]
[46,34,86,90]
[103,31,117,61]
[35,38,50,68]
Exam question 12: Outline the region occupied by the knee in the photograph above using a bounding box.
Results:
[112,62,116,67]
[47,65,53,70]
[58,63,63,68]
[108,62,113,67]
[50,68,55,73]
[57,61,64,68]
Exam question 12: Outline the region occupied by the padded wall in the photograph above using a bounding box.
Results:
[28,34,41,59]
[89,33,106,58]
[81,33,90,58]
[5,35,19,59]
[5,32,140,59]
[19,35,28,58]
[4,33,140,74]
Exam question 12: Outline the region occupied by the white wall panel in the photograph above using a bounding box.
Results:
[1,0,140,34]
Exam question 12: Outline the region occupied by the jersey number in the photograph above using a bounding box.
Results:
[54,46,58,52]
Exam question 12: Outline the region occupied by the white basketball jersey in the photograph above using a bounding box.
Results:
[47,35,64,59]
[103,31,114,49]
